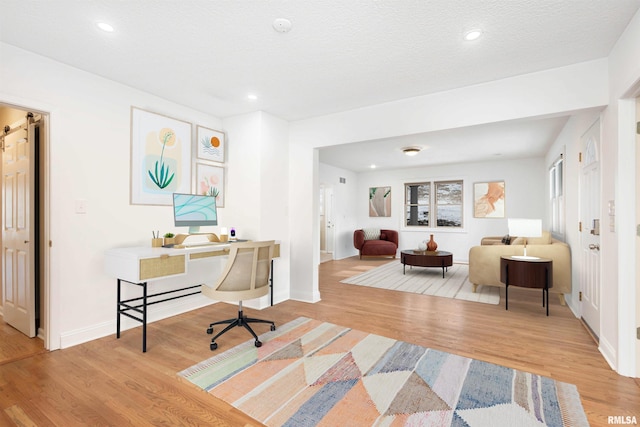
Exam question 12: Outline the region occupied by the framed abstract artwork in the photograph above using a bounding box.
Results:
[369,186,391,217]
[130,107,191,205]
[196,125,225,163]
[196,162,225,208]
[473,181,505,218]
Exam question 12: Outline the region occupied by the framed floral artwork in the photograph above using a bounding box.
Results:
[196,163,225,207]
[130,107,192,205]
[196,125,225,163]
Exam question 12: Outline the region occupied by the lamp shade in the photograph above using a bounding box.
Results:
[507,218,542,238]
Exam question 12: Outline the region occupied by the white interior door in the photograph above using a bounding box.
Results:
[325,186,335,255]
[2,119,35,337]
[579,119,601,338]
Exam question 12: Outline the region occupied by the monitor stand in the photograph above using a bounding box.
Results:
[174,232,220,246]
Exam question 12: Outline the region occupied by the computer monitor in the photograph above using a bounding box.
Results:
[172,193,218,234]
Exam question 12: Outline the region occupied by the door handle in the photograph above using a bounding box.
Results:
[588,244,600,250]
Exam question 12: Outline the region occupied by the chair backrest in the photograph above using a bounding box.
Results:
[201,240,275,303]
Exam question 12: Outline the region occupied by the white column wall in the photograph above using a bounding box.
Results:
[605,7,640,377]
[223,112,291,307]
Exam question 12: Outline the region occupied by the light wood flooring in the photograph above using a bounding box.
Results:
[1,256,639,426]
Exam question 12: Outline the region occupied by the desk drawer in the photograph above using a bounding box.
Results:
[139,254,185,280]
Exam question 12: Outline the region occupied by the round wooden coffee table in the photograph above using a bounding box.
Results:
[400,250,453,278]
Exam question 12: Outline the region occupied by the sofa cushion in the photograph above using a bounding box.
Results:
[361,239,397,256]
[528,231,552,245]
[363,228,381,240]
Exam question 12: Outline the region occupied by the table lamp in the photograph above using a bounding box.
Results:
[508,218,542,259]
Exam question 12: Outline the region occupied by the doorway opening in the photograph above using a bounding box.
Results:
[0,103,49,360]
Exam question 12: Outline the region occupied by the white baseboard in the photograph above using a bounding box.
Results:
[599,335,617,371]
[59,295,216,349]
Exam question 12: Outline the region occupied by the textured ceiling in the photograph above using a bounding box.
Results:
[1,0,639,170]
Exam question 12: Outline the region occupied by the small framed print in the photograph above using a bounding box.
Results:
[196,162,225,207]
[196,125,225,163]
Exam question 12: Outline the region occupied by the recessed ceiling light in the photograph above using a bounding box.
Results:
[464,29,482,41]
[402,146,421,156]
[96,22,115,32]
[370,164,376,169]
[247,94,258,101]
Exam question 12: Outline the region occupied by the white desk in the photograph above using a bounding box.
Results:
[104,243,279,352]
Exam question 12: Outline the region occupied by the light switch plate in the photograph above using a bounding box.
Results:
[75,199,88,214]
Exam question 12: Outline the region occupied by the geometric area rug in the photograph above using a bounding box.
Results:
[341,261,501,305]
[178,317,588,427]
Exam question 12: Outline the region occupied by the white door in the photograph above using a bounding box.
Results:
[325,186,335,255]
[2,119,36,337]
[579,119,601,338]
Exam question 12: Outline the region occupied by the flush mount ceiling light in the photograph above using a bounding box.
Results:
[247,94,258,101]
[96,22,115,32]
[464,29,482,41]
[402,146,422,156]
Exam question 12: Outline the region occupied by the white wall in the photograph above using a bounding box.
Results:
[320,157,548,263]
[602,7,640,376]
[0,43,290,349]
[223,111,291,305]
[351,157,545,263]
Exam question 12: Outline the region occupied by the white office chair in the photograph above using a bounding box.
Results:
[201,240,276,350]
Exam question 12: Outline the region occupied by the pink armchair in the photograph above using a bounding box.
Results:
[353,229,398,259]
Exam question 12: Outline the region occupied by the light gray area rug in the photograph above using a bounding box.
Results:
[341,261,500,305]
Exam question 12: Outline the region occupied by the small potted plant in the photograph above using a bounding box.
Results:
[163,232,176,245]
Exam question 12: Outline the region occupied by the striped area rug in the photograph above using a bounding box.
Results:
[178,317,588,427]
[341,260,500,305]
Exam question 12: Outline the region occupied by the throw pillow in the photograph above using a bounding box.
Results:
[501,234,511,245]
[363,228,381,240]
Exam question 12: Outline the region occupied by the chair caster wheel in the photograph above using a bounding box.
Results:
[210,342,218,351]
[255,340,262,348]
[270,325,276,331]
[206,327,213,334]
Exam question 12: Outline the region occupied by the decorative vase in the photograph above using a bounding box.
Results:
[426,234,438,251]
[417,241,427,251]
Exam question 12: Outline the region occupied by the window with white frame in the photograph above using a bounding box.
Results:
[405,180,463,228]
[549,155,564,237]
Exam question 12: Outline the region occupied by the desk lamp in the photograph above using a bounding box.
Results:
[508,218,542,259]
